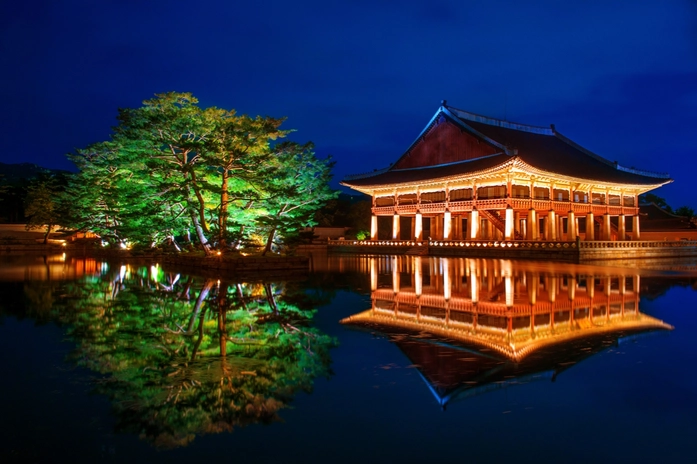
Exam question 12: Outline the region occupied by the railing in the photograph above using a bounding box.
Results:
[328,238,697,252]
[328,238,577,249]
[372,199,639,216]
[578,240,697,249]
[329,239,427,247]
[425,240,578,249]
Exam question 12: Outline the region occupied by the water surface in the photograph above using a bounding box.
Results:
[1,253,696,463]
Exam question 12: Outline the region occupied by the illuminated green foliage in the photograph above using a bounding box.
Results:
[67,92,336,253]
[27,265,336,448]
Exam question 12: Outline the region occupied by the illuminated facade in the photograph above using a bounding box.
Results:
[341,256,673,405]
[341,102,672,242]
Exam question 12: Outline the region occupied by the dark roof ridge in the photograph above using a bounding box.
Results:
[552,128,671,180]
[551,128,618,168]
[387,152,507,172]
[445,103,555,135]
[641,202,690,218]
[343,166,391,181]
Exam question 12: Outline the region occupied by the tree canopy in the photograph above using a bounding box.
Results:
[66,92,336,254]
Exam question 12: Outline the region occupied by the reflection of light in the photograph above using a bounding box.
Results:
[505,275,513,307]
[216,251,221,256]
[150,265,159,282]
[370,258,377,291]
[60,253,66,262]
[415,256,422,296]
[443,258,451,300]
[119,265,126,281]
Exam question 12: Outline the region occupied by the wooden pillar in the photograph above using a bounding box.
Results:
[470,209,480,240]
[618,214,626,240]
[444,210,452,240]
[505,206,514,240]
[586,212,595,241]
[547,209,557,241]
[370,214,378,240]
[528,208,537,240]
[415,212,423,241]
[603,213,611,241]
[568,211,576,241]
[556,214,563,241]
[392,214,400,240]
[632,215,641,240]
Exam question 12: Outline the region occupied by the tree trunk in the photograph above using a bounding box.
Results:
[262,227,276,256]
[188,167,210,234]
[42,224,51,244]
[218,170,229,250]
[191,212,212,255]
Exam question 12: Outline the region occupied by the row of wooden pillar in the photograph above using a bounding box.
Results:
[371,208,640,241]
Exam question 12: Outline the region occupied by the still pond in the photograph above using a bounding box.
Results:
[1,253,696,463]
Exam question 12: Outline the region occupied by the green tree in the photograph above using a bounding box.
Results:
[256,142,337,255]
[674,205,695,219]
[24,173,69,243]
[115,92,217,252]
[202,109,289,250]
[640,193,672,212]
[67,92,335,254]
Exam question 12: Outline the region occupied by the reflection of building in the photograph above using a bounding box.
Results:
[342,103,671,242]
[0,255,102,281]
[342,257,673,406]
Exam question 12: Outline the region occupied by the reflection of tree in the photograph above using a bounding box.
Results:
[39,266,336,448]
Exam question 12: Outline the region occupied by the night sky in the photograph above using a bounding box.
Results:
[2,0,696,207]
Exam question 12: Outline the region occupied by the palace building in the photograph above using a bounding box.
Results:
[341,102,672,242]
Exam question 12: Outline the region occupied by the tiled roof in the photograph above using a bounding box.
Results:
[640,203,696,231]
[342,103,672,188]
[342,153,511,187]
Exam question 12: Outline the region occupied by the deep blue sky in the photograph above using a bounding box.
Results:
[2,0,696,207]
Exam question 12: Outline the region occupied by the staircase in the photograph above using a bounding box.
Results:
[479,209,524,240]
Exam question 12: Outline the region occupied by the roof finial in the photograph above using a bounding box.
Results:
[441,99,447,107]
